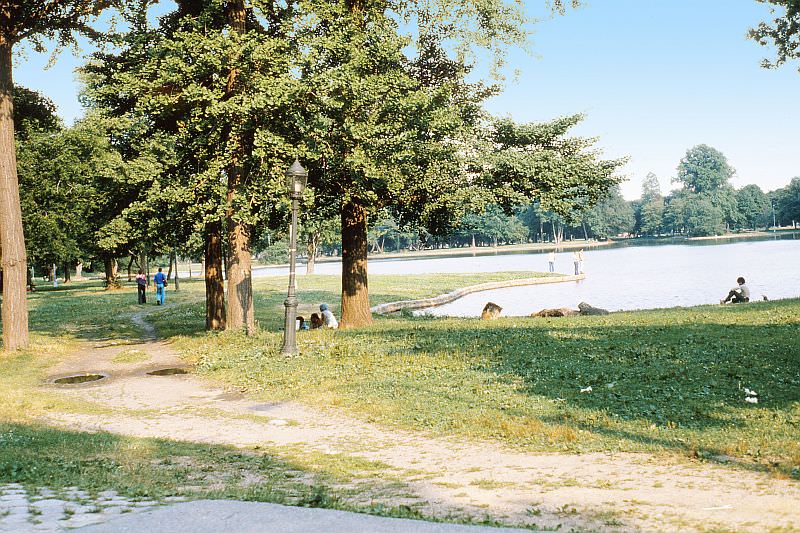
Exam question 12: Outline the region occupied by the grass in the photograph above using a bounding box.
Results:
[0,271,798,521]
[163,276,800,477]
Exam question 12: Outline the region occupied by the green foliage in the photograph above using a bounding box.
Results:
[0,1,112,49]
[582,186,634,238]
[455,205,528,246]
[476,116,625,220]
[640,172,662,203]
[736,184,771,230]
[12,86,62,140]
[17,117,120,267]
[639,199,665,236]
[674,144,735,194]
[749,0,800,73]
[664,192,724,237]
[772,177,800,225]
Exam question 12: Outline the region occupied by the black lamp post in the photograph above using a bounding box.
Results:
[281,158,308,356]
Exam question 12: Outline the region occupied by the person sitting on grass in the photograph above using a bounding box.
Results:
[319,303,339,329]
[309,313,323,329]
[721,276,750,304]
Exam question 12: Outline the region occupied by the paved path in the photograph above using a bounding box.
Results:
[0,485,518,532]
[0,483,174,532]
[77,500,522,532]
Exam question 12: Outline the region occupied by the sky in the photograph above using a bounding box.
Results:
[13,0,800,200]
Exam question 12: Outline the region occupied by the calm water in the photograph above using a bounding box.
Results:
[255,235,800,316]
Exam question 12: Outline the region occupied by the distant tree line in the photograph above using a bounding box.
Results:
[262,143,798,258]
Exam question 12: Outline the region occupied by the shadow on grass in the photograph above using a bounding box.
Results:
[0,422,430,521]
[333,305,800,473]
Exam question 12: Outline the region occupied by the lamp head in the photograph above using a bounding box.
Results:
[285,158,308,196]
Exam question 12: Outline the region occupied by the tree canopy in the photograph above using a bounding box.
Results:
[750,0,800,72]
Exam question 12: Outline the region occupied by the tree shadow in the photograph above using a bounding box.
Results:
[354,311,799,472]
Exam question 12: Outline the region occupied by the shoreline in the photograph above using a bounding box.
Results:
[371,274,585,314]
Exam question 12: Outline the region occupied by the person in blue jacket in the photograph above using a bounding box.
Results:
[153,267,167,305]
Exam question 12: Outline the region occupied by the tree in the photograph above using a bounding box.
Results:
[674,144,735,194]
[476,116,625,222]
[641,172,662,203]
[750,0,800,73]
[639,199,665,236]
[299,0,529,328]
[736,184,771,230]
[84,0,298,333]
[583,186,635,239]
[0,1,112,351]
[773,177,800,225]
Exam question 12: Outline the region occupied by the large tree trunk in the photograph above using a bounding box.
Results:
[103,257,120,289]
[63,262,71,283]
[171,248,180,291]
[205,221,226,331]
[222,0,254,335]
[126,254,134,281]
[225,203,254,333]
[0,42,28,350]
[340,200,372,328]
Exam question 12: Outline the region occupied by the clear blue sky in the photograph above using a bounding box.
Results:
[14,0,800,200]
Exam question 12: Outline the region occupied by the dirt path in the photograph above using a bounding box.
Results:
[42,308,800,532]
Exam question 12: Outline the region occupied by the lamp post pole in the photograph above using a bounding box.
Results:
[281,159,307,356]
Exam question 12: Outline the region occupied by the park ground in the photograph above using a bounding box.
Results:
[1,274,799,531]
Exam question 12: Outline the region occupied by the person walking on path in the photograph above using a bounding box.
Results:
[153,267,167,306]
[578,249,585,274]
[319,303,339,329]
[721,276,750,304]
[548,250,556,273]
[572,251,580,275]
[135,270,147,304]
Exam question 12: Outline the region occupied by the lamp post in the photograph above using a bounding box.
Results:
[281,158,308,356]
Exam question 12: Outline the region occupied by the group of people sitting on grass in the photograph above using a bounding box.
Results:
[297,303,338,330]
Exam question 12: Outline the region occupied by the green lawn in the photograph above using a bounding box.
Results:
[2,273,799,497]
[163,276,799,477]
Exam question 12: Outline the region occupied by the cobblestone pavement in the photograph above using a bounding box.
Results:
[0,483,185,532]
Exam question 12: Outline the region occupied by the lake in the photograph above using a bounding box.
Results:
[255,234,800,317]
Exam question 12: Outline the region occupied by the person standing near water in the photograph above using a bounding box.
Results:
[547,250,556,273]
[578,249,585,274]
[136,270,147,304]
[572,250,580,275]
[153,267,167,305]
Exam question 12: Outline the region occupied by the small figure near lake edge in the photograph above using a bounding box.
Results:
[547,250,556,273]
[721,276,750,304]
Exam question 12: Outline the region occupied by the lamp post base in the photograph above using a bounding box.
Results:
[281,296,299,356]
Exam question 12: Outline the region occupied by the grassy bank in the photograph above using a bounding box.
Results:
[167,283,800,477]
[2,273,798,505]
